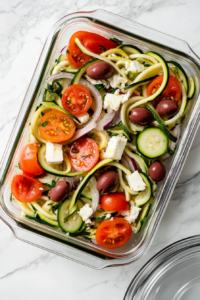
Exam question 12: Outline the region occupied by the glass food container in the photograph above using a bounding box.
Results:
[0,10,200,269]
[124,235,200,300]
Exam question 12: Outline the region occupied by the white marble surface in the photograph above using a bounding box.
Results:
[1,0,200,299]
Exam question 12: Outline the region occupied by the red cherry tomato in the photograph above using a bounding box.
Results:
[39,110,75,143]
[67,31,118,68]
[62,84,92,116]
[147,75,182,107]
[11,174,43,202]
[96,217,132,249]
[19,143,44,176]
[69,137,99,172]
[100,193,130,211]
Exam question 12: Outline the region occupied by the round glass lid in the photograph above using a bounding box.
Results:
[124,236,200,300]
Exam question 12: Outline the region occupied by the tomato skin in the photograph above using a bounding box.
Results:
[11,174,43,202]
[147,75,182,107]
[39,110,75,143]
[19,143,44,176]
[96,217,132,249]
[68,31,118,68]
[69,137,99,172]
[62,84,92,116]
[100,193,130,211]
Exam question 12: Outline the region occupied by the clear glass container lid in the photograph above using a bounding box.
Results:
[124,235,200,300]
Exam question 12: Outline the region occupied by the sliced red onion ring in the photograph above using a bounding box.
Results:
[112,109,121,124]
[60,45,67,53]
[47,73,102,142]
[10,194,21,211]
[121,156,130,170]
[89,177,99,216]
[90,239,100,246]
[123,153,137,172]
[95,109,115,131]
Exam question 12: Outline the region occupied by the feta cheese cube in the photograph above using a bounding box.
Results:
[78,203,93,222]
[126,171,146,192]
[104,91,131,111]
[125,60,144,74]
[46,142,63,165]
[74,112,90,124]
[84,75,110,89]
[105,135,127,160]
[121,201,141,224]
[108,74,127,89]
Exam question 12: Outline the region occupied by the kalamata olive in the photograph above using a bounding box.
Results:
[129,108,154,125]
[86,62,113,80]
[156,99,179,117]
[149,161,166,182]
[49,181,70,202]
[97,171,118,193]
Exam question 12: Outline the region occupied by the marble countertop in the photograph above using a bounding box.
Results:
[1,0,200,299]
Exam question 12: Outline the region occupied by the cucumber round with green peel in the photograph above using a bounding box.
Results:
[135,172,152,206]
[69,159,113,212]
[58,199,83,233]
[146,104,177,142]
[168,61,188,94]
[71,58,100,85]
[188,77,195,99]
[118,121,132,141]
[118,44,143,54]
[136,128,168,158]
[38,145,84,177]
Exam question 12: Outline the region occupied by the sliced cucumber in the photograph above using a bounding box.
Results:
[71,59,100,85]
[69,159,113,212]
[58,199,83,233]
[188,77,195,99]
[38,145,84,177]
[146,104,177,142]
[90,129,109,151]
[168,61,188,94]
[118,121,132,142]
[118,44,143,54]
[136,127,168,158]
[136,201,151,232]
[135,172,152,206]
[124,75,158,90]
[124,148,148,174]
[31,103,80,144]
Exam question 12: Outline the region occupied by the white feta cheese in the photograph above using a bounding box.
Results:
[74,112,90,124]
[121,201,141,224]
[105,213,111,219]
[126,171,146,192]
[104,91,131,111]
[107,74,127,89]
[132,226,138,233]
[46,142,63,165]
[125,60,144,74]
[105,135,127,160]
[78,203,93,222]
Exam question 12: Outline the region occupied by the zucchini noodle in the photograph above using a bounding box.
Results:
[32,199,58,220]
[15,200,35,216]
[101,48,129,58]
[52,60,78,75]
[129,54,159,64]
[124,148,148,173]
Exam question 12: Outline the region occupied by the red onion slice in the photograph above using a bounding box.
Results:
[112,109,121,124]
[95,109,115,130]
[89,177,100,216]
[123,153,137,172]
[60,45,67,53]
[47,73,102,142]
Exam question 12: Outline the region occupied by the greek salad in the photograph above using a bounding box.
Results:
[10,31,195,250]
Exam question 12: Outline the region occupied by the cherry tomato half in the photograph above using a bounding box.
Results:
[96,217,132,249]
[100,193,130,211]
[19,143,44,176]
[39,110,75,143]
[69,137,99,172]
[62,84,92,116]
[147,75,182,106]
[67,31,118,68]
[11,174,43,202]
